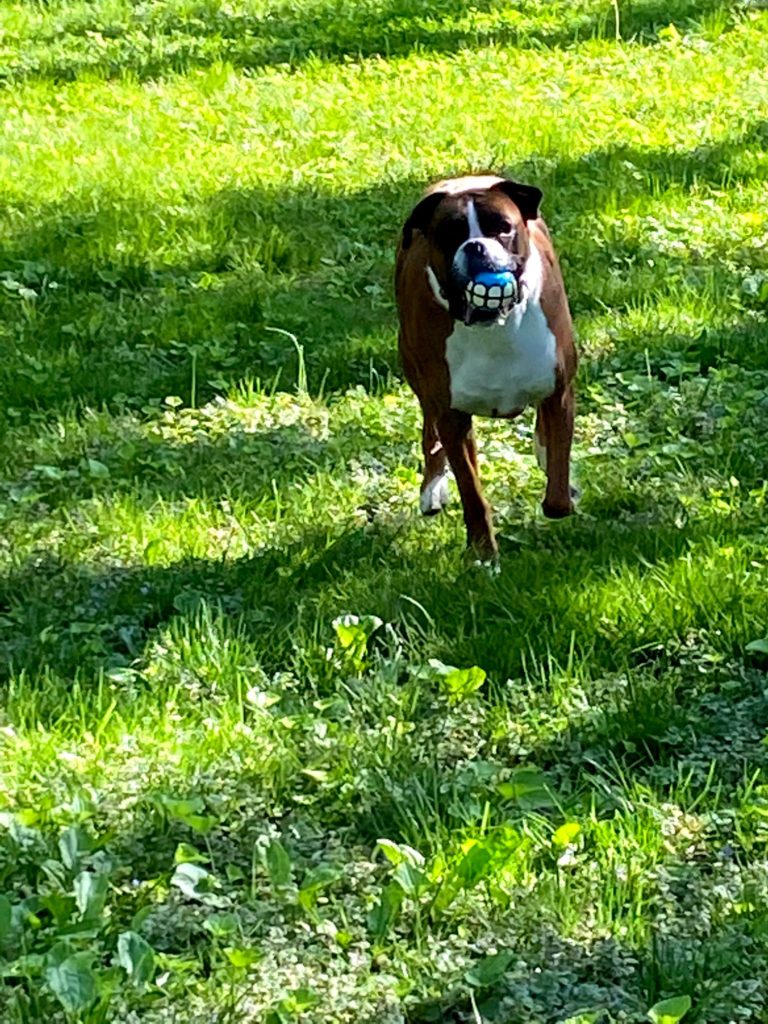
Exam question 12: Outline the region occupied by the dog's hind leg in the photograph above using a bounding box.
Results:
[536,385,576,519]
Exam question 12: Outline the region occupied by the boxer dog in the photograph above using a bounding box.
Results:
[395,175,577,559]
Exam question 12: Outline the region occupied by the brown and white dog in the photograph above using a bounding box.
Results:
[395,174,577,559]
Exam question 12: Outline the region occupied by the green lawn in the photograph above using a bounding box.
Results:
[1,1,768,1021]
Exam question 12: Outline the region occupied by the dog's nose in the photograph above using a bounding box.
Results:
[464,240,485,259]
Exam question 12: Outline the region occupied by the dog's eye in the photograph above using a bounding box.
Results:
[434,218,469,251]
[486,216,514,237]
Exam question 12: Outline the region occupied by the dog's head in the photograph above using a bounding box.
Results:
[401,177,543,326]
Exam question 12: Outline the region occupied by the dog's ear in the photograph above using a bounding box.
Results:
[401,191,446,249]
[491,179,543,222]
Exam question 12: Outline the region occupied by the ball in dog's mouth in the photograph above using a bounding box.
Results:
[464,270,517,316]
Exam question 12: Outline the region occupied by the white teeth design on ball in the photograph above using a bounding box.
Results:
[464,277,517,311]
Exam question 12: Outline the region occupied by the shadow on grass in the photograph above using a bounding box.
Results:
[403,920,765,1022]
[1,116,766,425]
[3,524,765,1021]
[1,0,733,84]
[0,496,762,691]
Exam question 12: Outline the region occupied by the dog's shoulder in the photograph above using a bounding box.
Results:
[527,219,576,376]
[528,218,555,260]
[395,231,429,299]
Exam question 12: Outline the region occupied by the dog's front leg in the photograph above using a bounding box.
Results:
[536,384,575,519]
[437,409,496,558]
[419,412,449,516]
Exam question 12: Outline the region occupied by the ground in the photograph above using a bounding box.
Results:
[1,1,768,1022]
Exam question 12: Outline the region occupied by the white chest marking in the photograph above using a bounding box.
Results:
[445,240,557,417]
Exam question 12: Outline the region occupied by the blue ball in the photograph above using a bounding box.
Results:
[473,270,514,288]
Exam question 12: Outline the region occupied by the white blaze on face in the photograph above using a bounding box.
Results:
[466,199,483,240]
[452,198,511,280]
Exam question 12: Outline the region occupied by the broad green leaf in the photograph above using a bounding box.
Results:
[131,904,153,932]
[38,893,75,929]
[170,862,212,899]
[58,825,91,871]
[366,882,404,940]
[4,953,45,978]
[45,954,97,1013]
[172,591,205,614]
[332,614,382,644]
[559,1013,601,1024]
[432,842,493,914]
[553,822,582,848]
[377,838,425,868]
[658,22,682,43]
[647,995,692,1024]
[117,931,155,989]
[45,939,74,968]
[425,658,454,676]
[497,767,556,809]
[174,842,208,865]
[298,865,342,916]
[266,840,293,888]
[104,666,139,684]
[465,950,514,988]
[226,864,246,882]
[455,842,493,886]
[158,795,218,834]
[746,638,768,654]
[67,791,97,822]
[393,860,427,897]
[86,458,110,479]
[300,865,342,893]
[203,912,238,938]
[333,621,363,650]
[282,986,320,1013]
[332,614,382,672]
[158,795,203,818]
[74,870,109,920]
[441,665,487,704]
[224,946,263,968]
[13,808,41,828]
[183,814,218,834]
[36,464,64,480]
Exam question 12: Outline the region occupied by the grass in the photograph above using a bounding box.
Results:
[1,0,768,1021]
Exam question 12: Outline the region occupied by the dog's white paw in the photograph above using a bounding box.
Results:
[420,472,449,515]
[467,555,501,576]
